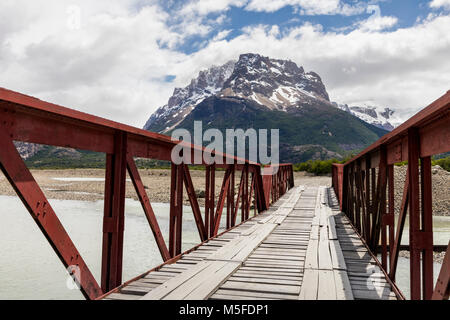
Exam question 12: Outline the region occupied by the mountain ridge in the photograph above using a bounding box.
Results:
[145,53,400,134]
[144,53,390,162]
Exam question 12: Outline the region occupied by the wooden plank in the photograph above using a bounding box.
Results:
[213,288,298,300]
[329,240,347,271]
[304,239,319,269]
[334,270,354,300]
[140,260,213,300]
[239,266,302,275]
[299,269,318,300]
[328,216,338,240]
[180,261,242,300]
[229,275,301,286]
[319,207,328,227]
[318,229,333,270]
[310,226,319,240]
[221,280,300,295]
[104,293,142,300]
[318,270,336,300]
[234,271,302,281]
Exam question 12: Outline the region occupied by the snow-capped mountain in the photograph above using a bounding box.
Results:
[332,102,402,131]
[143,53,393,162]
[144,53,332,133]
[144,60,235,133]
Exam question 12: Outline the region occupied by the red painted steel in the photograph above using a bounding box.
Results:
[432,241,450,300]
[0,87,294,299]
[101,132,127,292]
[332,91,450,300]
[126,155,171,261]
[0,129,103,300]
[182,165,208,242]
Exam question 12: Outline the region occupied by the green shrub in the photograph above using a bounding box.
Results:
[432,157,450,172]
[293,158,343,175]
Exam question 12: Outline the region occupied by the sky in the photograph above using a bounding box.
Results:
[1,0,450,127]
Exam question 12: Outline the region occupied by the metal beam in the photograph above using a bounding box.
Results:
[101,132,127,292]
[0,129,102,299]
[126,155,171,261]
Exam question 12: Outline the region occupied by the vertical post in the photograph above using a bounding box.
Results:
[169,163,183,257]
[421,156,433,300]
[378,146,388,268]
[387,164,395,270]
[348,164,355,224]
[354,161,362,233]
[232,171,244,227]
[342,165,348,213]
[365,156,371,243]
[209,165,215,236]
[205,166,210,238]
[408,128,421,300]
[101,131,127,292]
[228,164,236,226]
[241,165,248,222]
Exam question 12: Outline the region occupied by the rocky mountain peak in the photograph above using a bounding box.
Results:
[221,53,329,108]
[332,102,402,131]
[144,53,399,134]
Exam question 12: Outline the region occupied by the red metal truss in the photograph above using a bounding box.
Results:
[182,165,208,242]
[101,132,127,293]
[0,128,102,300]
[0,87,294,299]
[126,155,171,261]
[332,90,450,300]
[432,241,450,300]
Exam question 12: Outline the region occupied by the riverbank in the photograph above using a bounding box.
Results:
[0,169,328,205]
[1,168,447,264]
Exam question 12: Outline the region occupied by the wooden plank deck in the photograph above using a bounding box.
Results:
[101,186,398,300]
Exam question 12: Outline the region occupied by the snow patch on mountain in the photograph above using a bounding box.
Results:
[332,102,403,131]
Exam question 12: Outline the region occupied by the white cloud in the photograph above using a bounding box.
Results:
[0,0,190,127]
[186,15,450,119]
[430,0,450,9]
[0,0,449,129]
[177,0,366,16]
[357,5,398,31]
[212,29,232,41]
[246,0,365,15]
[180,0,247,16]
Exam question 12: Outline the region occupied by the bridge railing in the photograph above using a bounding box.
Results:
[0,88,294,300]
[332,91,450,300]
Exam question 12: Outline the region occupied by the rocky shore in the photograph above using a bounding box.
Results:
[393,165,449,216]
[0,169,325,206]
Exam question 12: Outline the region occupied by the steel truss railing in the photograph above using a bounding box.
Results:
[332,91,450,300]
[0,88,294,299]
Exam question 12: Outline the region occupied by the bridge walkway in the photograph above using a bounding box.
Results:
[101,186,397,300]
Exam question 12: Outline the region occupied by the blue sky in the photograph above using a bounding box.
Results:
[174,0,440,54]
[1,0,450,126]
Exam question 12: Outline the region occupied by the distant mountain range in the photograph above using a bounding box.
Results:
[17,53,403,165]
[332,102,402,131]
[144,53,393,163]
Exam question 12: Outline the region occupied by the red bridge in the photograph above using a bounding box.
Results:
[0,88,448,300]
